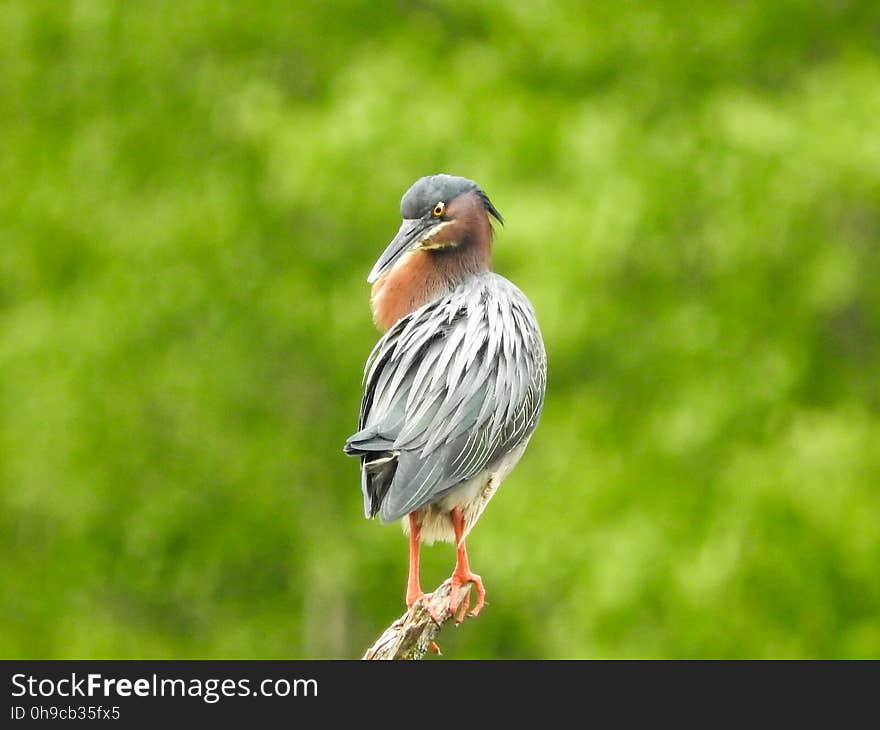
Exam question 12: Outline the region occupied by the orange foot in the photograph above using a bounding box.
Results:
[448,569,486,623]
[406,590,443,625]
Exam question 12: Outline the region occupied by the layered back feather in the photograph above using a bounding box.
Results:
[344,272,546,523]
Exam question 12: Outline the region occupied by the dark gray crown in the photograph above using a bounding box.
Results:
[400,174,503,224]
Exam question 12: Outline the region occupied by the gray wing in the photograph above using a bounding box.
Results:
[344,274,546,523]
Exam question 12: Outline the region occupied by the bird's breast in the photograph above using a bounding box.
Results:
[370,250,449,332]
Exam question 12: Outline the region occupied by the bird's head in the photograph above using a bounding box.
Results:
[367,174,503,284]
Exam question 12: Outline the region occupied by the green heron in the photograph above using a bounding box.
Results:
[344,174,546,620]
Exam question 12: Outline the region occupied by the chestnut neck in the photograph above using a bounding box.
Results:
[370,201,493,332]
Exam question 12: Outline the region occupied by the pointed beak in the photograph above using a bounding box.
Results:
[367,218,435,283]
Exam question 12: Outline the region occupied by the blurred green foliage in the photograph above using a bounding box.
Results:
[2,0,879,659]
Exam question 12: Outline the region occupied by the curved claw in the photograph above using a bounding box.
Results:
[448,570,486,622]
[454,588,471,623]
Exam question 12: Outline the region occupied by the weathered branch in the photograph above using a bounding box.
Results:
[361,581,473,660]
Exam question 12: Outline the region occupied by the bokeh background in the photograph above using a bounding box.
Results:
[2,0,879,659]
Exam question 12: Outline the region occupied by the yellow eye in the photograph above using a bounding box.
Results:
[432,202,445,218]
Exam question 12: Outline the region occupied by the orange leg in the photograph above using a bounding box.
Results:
[405,512,424,608]
[448,507,486,622]
[405,512,442,624]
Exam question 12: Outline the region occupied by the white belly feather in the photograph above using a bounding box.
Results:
[402,438,530,545]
